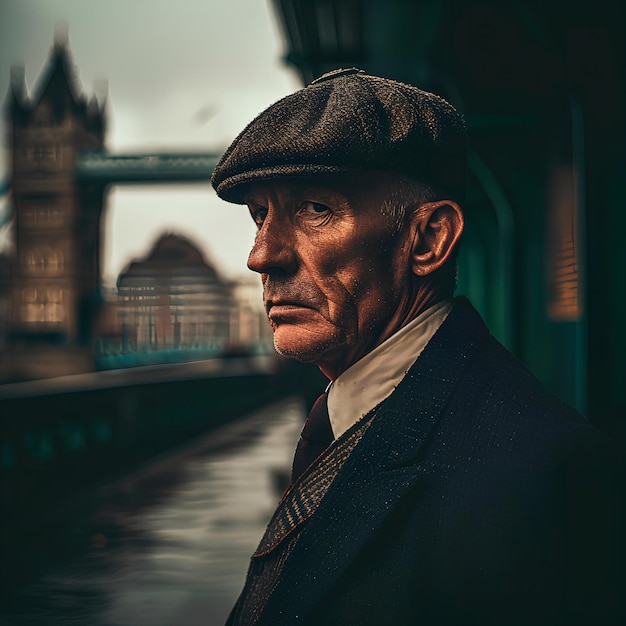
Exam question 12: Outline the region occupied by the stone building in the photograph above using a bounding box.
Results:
[2,33,105,380]
[109,233,269,360]
[117,233,239,353]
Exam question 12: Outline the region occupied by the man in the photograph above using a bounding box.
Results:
[211,69,622,626]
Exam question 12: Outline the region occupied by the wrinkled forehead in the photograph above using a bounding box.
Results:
[242,171,404,209]
[244,175,349,204]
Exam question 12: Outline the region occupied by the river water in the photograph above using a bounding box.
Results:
[1,397,304,626]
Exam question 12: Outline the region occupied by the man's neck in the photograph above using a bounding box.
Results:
[318,284,447,381]
[326,299,453,439]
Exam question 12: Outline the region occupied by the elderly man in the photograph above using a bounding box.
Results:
[211,69,621,626]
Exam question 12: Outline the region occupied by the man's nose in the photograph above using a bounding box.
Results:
[247,221,297,276]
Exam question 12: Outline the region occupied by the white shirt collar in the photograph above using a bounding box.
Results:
[327,299,452,439]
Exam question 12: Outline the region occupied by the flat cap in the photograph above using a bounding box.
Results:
[211,68,467,203]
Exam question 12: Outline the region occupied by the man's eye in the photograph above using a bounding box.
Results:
[251,207,268,227]
[299,201,331,221]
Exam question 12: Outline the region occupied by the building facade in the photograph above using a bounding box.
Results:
[117,233,235,352]
[2,34,105,380]
[110,233,272,363]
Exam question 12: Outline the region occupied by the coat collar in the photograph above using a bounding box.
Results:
[257,297,491,625]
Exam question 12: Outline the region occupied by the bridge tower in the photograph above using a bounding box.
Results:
[3,35,106,380]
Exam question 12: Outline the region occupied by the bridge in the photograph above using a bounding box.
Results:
[1,35,246,383]
[75,150,222,185]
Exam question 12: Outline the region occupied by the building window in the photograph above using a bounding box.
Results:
[46,287,62,302]
[45,303,64,323]
[22,287,38,303]
[547,165,581,321]
[20,287,65,323]
[25,145,59,171]
[23,249,64,275]
[21,200,62,226]
[47,252,63,274]
[22,303,45,323]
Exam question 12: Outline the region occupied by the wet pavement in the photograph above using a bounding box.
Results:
[1,397,305,626]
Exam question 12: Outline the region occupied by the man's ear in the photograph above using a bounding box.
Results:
[409,200,464,276]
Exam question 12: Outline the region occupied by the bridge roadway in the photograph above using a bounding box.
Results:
[0,397,305,626]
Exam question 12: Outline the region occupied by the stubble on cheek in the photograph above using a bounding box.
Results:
[266,273,359,363]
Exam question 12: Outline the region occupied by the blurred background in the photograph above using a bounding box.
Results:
[0,0,624,624]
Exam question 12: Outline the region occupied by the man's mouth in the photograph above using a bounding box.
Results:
[267,300,310,311]
[266,300,317,320]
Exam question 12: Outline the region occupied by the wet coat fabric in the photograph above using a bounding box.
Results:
[227,297,623,626]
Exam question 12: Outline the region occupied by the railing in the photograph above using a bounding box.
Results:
[0,355,297,589]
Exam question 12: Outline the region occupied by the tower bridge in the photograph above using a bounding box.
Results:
[2,38,227,382]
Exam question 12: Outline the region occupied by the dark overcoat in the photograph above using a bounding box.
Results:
[228,297,623,626]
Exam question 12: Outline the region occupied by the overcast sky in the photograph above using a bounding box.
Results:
[0,0,300,285]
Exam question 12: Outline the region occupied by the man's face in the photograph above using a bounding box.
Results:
[244,175,414,378]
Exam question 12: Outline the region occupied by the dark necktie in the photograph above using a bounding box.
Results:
[291,392,334,483]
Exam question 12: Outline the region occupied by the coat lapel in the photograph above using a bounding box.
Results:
[257,297,491,626]
[253,409,376,558]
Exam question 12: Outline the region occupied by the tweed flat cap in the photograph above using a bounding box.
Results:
[211,68,467,203]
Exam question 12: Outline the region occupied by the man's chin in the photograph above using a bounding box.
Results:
[272,324,343,364]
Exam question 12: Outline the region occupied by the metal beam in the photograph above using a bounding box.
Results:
[75,150,222,185]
